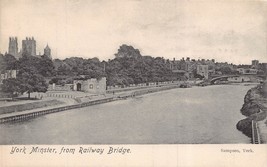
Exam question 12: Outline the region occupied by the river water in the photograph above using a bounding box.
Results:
[0,84,255,144]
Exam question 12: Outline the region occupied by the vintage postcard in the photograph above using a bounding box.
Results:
[0,0,267,166]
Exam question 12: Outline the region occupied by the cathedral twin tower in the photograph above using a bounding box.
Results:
[8,37,51,59]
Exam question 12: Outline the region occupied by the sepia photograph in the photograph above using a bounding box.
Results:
[0,0,267,165]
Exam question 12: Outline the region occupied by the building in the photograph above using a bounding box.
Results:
[73,77,106,94]
[263,80,267,97]
[170,57,218,79]
[236,68,245,74]
[258,63,267,74]
[197,65,209,79]
[22,37,36,56]
[8,37,19,58]
[44,44,51,59]
[247,69,258,74]
[0,70,17,84]
[170,58,192,72]
[252,60,259,68]
[227,76,251,82]
[237,68,257,75]
[263,63,267,73]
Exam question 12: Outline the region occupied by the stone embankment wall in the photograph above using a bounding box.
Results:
[236,82,267,140]
[131,85,181,97]
[0,100,64,115]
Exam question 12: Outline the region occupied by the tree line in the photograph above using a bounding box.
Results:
[0,44,181,98]
[3,44,249,98]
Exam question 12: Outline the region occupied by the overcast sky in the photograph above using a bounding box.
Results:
[1,0,267,64]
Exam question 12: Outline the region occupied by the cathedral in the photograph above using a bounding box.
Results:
[8,37,51,59]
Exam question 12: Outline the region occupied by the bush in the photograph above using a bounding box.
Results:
[49,77,66,85]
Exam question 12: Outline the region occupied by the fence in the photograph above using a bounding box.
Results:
[46,93,75,99]
[131,85,181,97]
[252,120,261,144]
[47,84,73,91]
[107,81,183,93]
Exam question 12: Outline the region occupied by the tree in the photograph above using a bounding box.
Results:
[218,66,232,75]
[1,78,20,99]
[17,54,40,70]
[0,54,6,71]
[104,46,177,86]
[0,54,17,71]
[17,66,48,99]
[115,44,142,59]
[4,54,17,70]
[0,53,50,99]
[57,64,72,76]
[49,77,66,85]
[38,55,55,77]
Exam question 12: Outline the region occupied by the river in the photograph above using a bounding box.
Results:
[0,84,256,144]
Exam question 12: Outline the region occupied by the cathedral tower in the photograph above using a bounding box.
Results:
[8,37,18,58]
[44,44,51,59]
[22,37,36,56]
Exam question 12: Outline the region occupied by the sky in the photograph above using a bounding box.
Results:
[0,0,267,64]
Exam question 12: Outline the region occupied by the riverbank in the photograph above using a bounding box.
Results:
[0,84,182,124]
[236,82,267,143]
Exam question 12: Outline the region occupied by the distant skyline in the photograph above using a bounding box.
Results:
[1,0,267,64]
